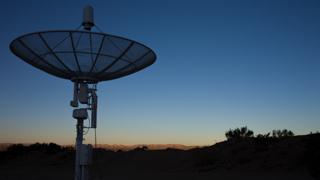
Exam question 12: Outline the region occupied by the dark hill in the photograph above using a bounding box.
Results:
[0,134,319,180]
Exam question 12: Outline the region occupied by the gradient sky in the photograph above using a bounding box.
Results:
[1,0,320,146]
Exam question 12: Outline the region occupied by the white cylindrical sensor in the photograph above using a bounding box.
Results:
[82,5,94,30]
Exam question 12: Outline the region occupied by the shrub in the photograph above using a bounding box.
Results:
[46,143,61,154]
[256,133,270,139]
[7,144,27,156]
[272,129,294,138]
[225,126,254,140]
[29,142,46,151]
[28,143,61,154]
[133,145,148,151]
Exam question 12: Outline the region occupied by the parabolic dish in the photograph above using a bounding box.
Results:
[10,30,156,82]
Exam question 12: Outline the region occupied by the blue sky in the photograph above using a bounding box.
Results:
[1,0,320,145]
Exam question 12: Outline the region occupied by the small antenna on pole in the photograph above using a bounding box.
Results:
[82,5,94,31]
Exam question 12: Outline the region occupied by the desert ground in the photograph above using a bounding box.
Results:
[0,134,319,180]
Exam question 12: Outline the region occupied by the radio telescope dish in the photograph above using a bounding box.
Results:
[10,30,156,83]
[9,5,156,180]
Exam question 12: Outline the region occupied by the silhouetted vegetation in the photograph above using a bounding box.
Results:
[133,145,148,151]
[6,144,28,156]
[255,133,270,139]
[1,143,72,158]
[309,131,320,135]
[225,126,254,140]
[225,127,295,141]
[272,129,294,138]
[28,142,63,154]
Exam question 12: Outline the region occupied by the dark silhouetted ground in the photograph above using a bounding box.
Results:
[0,134,319,180]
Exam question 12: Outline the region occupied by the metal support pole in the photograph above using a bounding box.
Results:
[72,83,95,180]
[75,118,84,180]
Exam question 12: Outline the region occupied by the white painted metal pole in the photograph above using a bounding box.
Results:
[75,119,84,180]
[73,83,91,180]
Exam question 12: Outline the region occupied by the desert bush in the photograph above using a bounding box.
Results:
[309,131,320,135]
[29,142,47,151]
[272,129,294,138]
[256,133,270,139]
[28,142,62,154]
[253,132,277,152]
[133,146,148,151]
[46,143,61,154]
[7,144,27,156]
[225,126,254,140]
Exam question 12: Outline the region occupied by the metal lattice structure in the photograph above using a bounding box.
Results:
[10,30,156,82]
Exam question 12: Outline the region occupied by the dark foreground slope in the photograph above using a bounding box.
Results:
[0,134,319,180]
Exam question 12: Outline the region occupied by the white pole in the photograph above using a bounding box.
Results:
[71,83,97,180]
[72,82,94,180]
[75,119,84,180]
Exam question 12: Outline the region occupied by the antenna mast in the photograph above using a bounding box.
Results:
[72,82,97,180]
[72,7,97,180]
